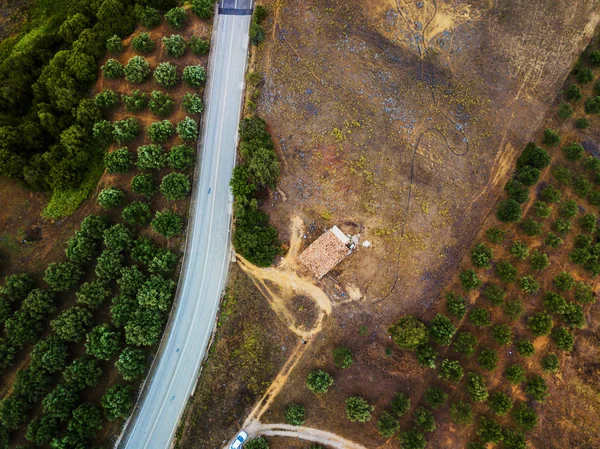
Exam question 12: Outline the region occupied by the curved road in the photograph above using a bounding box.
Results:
[116,3,253,448]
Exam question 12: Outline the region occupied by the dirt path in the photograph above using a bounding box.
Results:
[245,423,370,449]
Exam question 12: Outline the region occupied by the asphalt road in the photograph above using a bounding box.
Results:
[116,7,252,449]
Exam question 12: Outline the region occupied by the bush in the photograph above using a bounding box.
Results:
[189,36,210,55]
[63,357,102,391]
[577,66,594,83]
[530,250,550,271]
[102,384,133,420]
[147,120,175,143]
[520,218,542,237]
[122,201,152,226]
[168,145,195,170]
[332,347,353,369]
[492,324,512,345]
[495,261,517,284]
[415,343,437,369]
[249,22,265,45]
[580,213,597,233]
[575,117,590,129]
[515,166,540,186]
[586,96,600,114]
[450,400,473,426]
[132,32,155,53]
[177,116,199,141]
[31,336,69,373]
[485,227,505,244]
[429,313,456,345]
[122,90,147,112]
[183,65,206,87]
[496,199,522,222]
[510,241,529,261]
[93,120,114,147]
[543,129,561,146]
[85,324,121,360]
[390,392,411,417]
[512,403,538,432]
[285,403,305,426]
[165,7,187,28]
[559,200,578,219]
[163,34,186,57]
[152,210,185,237]
[102,58,124,79]
[505,364,526,385]
[563,142,584,161]
[424,386,447,409]
[388,315,428,349]
[306,369,334,394]
[399,428,427,449]
[466,372,488,402]
[574,281,595,304]
[154,62,179,87]
[106,35,123,53]
[565,83,582,101]
[553,271,574,291]
[540,185,562,203]
[544,291,567,314]
[551,326,574,351]
[471,243,493,268]
[551,165,572,185]
[477,416,503,443]
[51,307,92,342]
[518,275,540,294]
[477,347,499,371]
[445,292,466,318]
[105,148,133,173]
[527,312,553,336]
[182,93,204,114]
[534,201,551,218]
[542,353,560,373]
[377,411,400,437]
[488,391,513,416]
[545,232,563,248]
[191,0,215,19]
[515,339,534,358]
[525,375,548,402]
[160,173,191,201]
[557,103,573,119]
[98,187,125,208]
[245,438,270,449]
[439,359,463,383]
[95,251,125,280]
[116,347,147,381]
[113,117,141,144]
[453,332,477,357]
[65,232,96,264]
[459,268,481,290]
[138,144,167,170]
[135,4,161,28]
[468,307,491,327]
[415,407,436,432]
[124,56,151,83]
[44,262,83,292]
[345,396,373,422]
[95,89,120,109]
[76,280,110,309]
[505,179,529,203]
[553,218,572,236]
[124,308,166,346]
[148,91,175,117]
[517,142,551,169]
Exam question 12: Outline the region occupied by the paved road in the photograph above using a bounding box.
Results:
[116,5,252,449]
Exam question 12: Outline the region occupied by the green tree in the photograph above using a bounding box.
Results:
[388,315,428,349]
[544,291,567,315]
[81,215,110,241]
[543,129,561,146]
[101,384,133,421]
[26,414,59,446]
[471,243,493,268]
[125,309,166,346]
[551,326,574,351]
[520,218,542,237]
[152,210,185,237]
[76,280,110,309]
[525,375,548,402]
[132,174,157,197]
[497,199,522,222]
[149,91,175,117]
[439,359,463,383]
[527,312,553,336]
[153,62,179,87]
[477,347,499,371]
[137,144,167,170]
[505,179,529,203]
[515,339,535,357]
[0,394,31,429]
[134,4,162,28]
[563,142,584,161]
[482,284,506,306]
[68,404,102,439]
[285,403,305,426]
[176,116,199,141]
[545,232,563,248]
[534,200,551,218]
[102,58,124,79]
[189,36,210,55]
[122,90,148,112]
[124,56,151,83]
[492,324,512,345]
[399,428,427,449]
[165,7,187,28]
[333,347,353,369]
[183,65,206,87]
[122,201,152,226]
[105,148,133,174]
[577,67,594,84]
[424,386,447,409]
[445,292,466,318]
[168,145,195,170]
[51,307,93,342]
[65,232,97,265]
[488,391,513,416]
[113,117,141,143]
[118,266,147,297]
[98,187,125,208]
[1,274,35,304]
[111,294,138,328]
[132,32,155,53]
[576,117,590,128]
[306,369,333,394]
[116,347,147,381]
[505,364,526,385]
[574,281,595,304]
[58,13,89,44]
[466,372,488,402]
[162,34,186,57]
[542,353,560,373]
[95,250,124,280]
[530,250,550,271]
[459,268,481,290]
[95,89,120,109]
[553,218,572,236]
[557,103,573,119]
[510,241,529,260]
[468,307,491,327]
[191,0,215,19]
[449,401,473,426]
[553,271,574,291]
[477,416,503,443]
[453,331,477,357]
[104,224,134,253]
[518,276,540,294]
[42,384,78,421]
[345,396,373,423]
[106,35,123,54]
[565,83,582,101]
[182,93,204,114]
[512,403,538,431]
[160,173,191,200]
[485,227,505,244]
[137,275,176,312]
[31,336,69,373]
[429,313,456,345]
[415,407,435,432]
[495,261,517,283]
[147,120,175,143]
[44,262,83,292]
[245,437,270,449]
[390,392,410,417]
[377,411,399,437]
[415,343,437,369]
[85,324,121,360]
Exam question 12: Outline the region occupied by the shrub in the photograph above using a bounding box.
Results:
[477,347,499,371]
[95,89,120,109]
[517,142,551,169]
[30,336,69,373]
[544,291,567,314]
[189,36,210,55]
[515,166,540,186]
[191,0,215,19]
[177,116,199,141]
[580,213,597,233]
[424,386,447,409]
[453,332,477,357]
[512,403,538,431]
[160,173,191,201]
[439,359,463,383]
[429,313,456,345]
[65,232,96,264]
[505,179,529,203]
[497,199,522,222]
[415,343,437,369]
[559,200,578,219]
[505,364,526,385]
[345,396,373,422]
[245,438,270,449]
[495,261,517,284]
[477,416,503,443]
[518,276,540,294]
[542,353,560,373]
[388,315,428,349]
[485,228,505,244]
[182,93,204,114]
[249,22,265,45]
[575,117,590,129]
[51,307,93,342]
[163,34,186,57]
[445,292,466,318]
[415,407,436,432]
[586,96,600,114]
[102,58,124,79]
[285,403,305,426]
[44,262,83,292]
[450,401,473,426]
[574,281,595,304]
[116,347,147,381]
[135,4,161,28]
[95,250,124,280]
[182,66,207,88]
[80,215,110,240]
[85,324,120,360]
[147,91,175,117]
[471,243,493,268]
[93,120,114,147]
[102,384,133,420]
[122,201,152,226]
[113,117,141,144]
[132,32,155,53]
[147,120,175,143]
[333,347,353,369]
[557,103,573,119]
[563,142,584,161]
[551,326,574,351]
[492,324,512,345]
[459,268,481,290]
[468,307,491,327]
[527,312,553,336]
[533,201,551,219]
[553,218,571,236]
[306,369,333,394]
[105,148,133,173]
[377,411,400,437]
[165,7,187,28]
[132,174,157,197]
[525,375,548,402]
[63,358,103,391]
[106,35,123,53]
[151,210,184,237]
[520,218,542,237]
[124,56,151,83]
[545,232,563,248]
[399,429,427,449]
[466,372,488,402]
[543,129,560,146]
[138,144,167,170]
[168,145,195,170]
[577,66,595,83]
[390,392,411,417]
[122,90,147,112]
[515,339,534,357]
[510,241,529,260]
[552,165,572,185]
[154,63,178,88]
[565,83,582,101]
[76,280,110,309]
[530,250,550,271]
[488,391,513,416]
[98,187,125,208]
[540,185,562,203]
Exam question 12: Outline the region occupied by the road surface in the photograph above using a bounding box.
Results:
[116,3,253,448]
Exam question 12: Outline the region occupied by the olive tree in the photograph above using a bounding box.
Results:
[162,34,186,57]
[182,65,206,87]
[51,307,93,342]
[98,187,125,208]
[105,148,133,173]
[153,62,179,87]
[137,144,167,170]
[160,173,191,200]
[345,396,373,422]
[132,174,157,197]
[176,116,198,141]
[151,210,185,237]
[115,347,147,381]
[124,56,151,83]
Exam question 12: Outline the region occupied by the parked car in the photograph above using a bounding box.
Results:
[229,430,248,449]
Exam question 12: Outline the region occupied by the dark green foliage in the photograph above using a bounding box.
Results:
[415,407,436,432]
[168,145,195,170]
[485,228,505,244]
[574,281,595,304]
[189,36,210,55]
[148,248,178,276]
[503,429,527,449]
[124,56,151,83]
[477,347,499,371]
[93,120,114,147]
[68,404,102,439]
[104,224,133,253]
[563,143,584,161]
[345,396,373,422]
[520,218,542,237]
[332,347,353,369]
[64,358,104,391]
[453,332,477,357]
[488,391,513,416]
[66,231,97,264]
[249,22,265,45]
[165,7,187,28]
[98,187,125,208]
[573,174,592,198]
[515,166,540,186]
[545,232,563,248]
[76,280,110,309]
[542,353,560,373]
[152,210,185,237]
[132,32,155,53]
[559,200,578,219]
[525,375,548,402]
[191,0,216,19]
[105,148,133,174]
[544,291,567,315]
[102,58,124,79]
[552,218,572,236]
[504,180,529,203]
[585,96,600,114]
[131,237,159,265]
[551,165,572,185]
[1,274,35,304]
[577,66,594,84]
[122,90,148,112]
[111,294,138,328]
[245,437,270,449]
[445,292,467,318]
[95,250,124,280]
[390,392,411,417]
[540,185,562,203]
[557,103,573,119]
[471,243,493,268]
[388,315,428,350]
[512,403,538,431]
[122,201,152,226]
[518,275,540,294]
[44,262,83,292]
[102,384,133,421]
[505,364,526,385]
[530,250,550,271]
[43,384,78,421]
[515,339,535,357]
[52,307,93,342]
[565,83,583,101]
[376,411,400,437]
[439,359,463,383]
[477,416,503,443]
[26,414,59,446]
[85,324,121,360]
[551,326,574,351]
[176,116,199,141]
[113,117,141,144]
[124,308,166,346]
[95,89,120,109]
[497,199,522,222]
[149,91,175,117]
[148,120,175,143]
[0,394,32,429]
[31,336,69,373]
[160,173,191,200]
[138,144,167,170]
[528,312,553,336]
[135,5,162,28]
[424,386,447,409]
[153,62,179,87]
[429,313,456,345]
[13,367,53,402]
[469,307,491,327]
[106,35,123,54]
[415,343,437,369]
[116,347,147,381]
[399,428,427,449]
[118,266,147,297]
[495,261,517,284]
[285,403,305,426]
[183,65,206,87]
[580,213,597,233]
[306,370,333,394]
[449,401,473,426]
[132,174,157,197]
[575,118,590,129]
[137,275,175,312]
[543,129,561,146]
[162,34,186,58]
[517,143,551,169]
[466,372,488,402]
[492,324,512,345]
[182,92,204,114]
[460,268,481,290]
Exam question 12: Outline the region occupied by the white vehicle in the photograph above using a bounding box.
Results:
[229,430,248,449]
